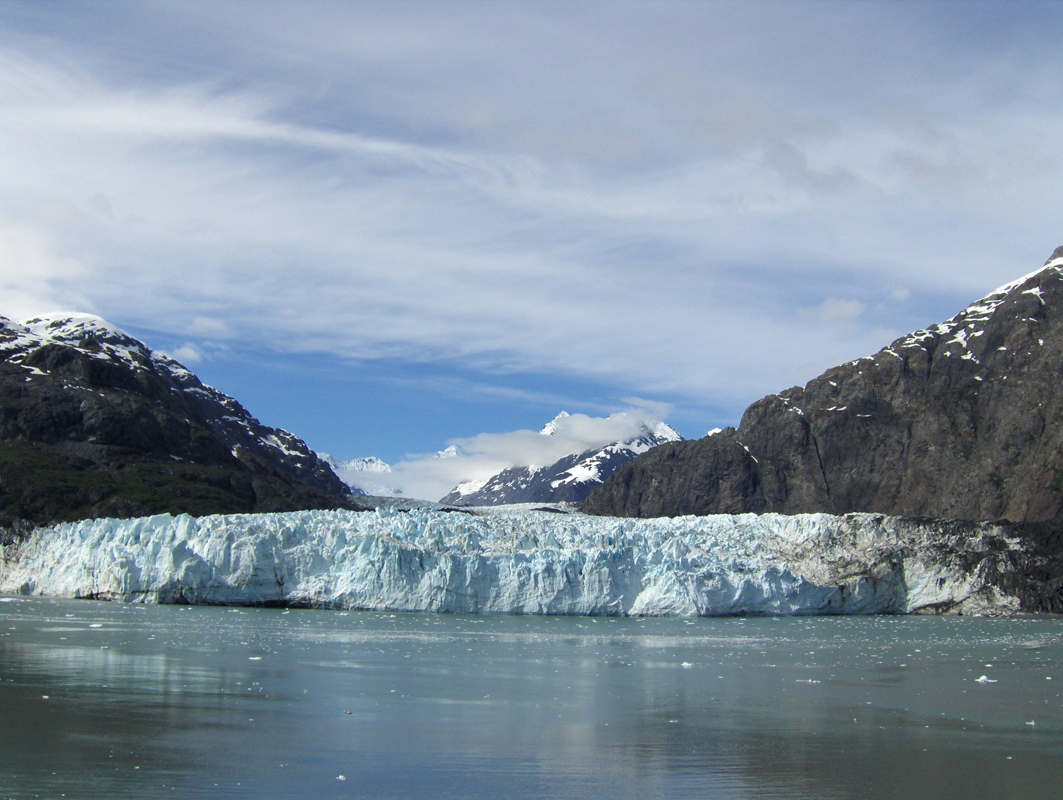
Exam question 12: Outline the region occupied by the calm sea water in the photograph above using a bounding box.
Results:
[1,597,1060,800]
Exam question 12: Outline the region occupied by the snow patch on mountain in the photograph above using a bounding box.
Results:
[2,312,348,496]
[5,313,152,373]
[539,411,570,436]
[873,256,1063,369]
[319,455,399,497]
[440,414,682,506]
[449,478,489,498]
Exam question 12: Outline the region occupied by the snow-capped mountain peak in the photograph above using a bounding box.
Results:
[2,311,349,499]
[539,411,570,436]
[322,455,392,474]
[16,312,156,374]
[318,454,402,497]
[440,413,683,506]
[584,246,1063,522]
[631,419,682,446]
[873,251,1063,371]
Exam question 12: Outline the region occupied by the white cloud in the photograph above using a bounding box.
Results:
[2,2,1061,447]
[169,344,203,364]
[816,298,866,324]
[620,397,673,421]
[888,287,912,303]
[189,317,230,337]
[391,409,668,502]
[0,221,90,319]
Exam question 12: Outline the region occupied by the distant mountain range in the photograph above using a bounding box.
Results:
[1,313,356,527]
[585,247,1063,524]
[318,455,404,497]
[440,412,682,506]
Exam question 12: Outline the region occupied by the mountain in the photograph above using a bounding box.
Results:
[440,414,682,506]
[1,312,356,527]
[318,454,404,497]
[584,247,1063,523]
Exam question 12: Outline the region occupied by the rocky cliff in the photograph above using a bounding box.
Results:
[584,247,1063,524]
[1,313,357,527]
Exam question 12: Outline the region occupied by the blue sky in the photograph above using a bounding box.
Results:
[2,1,1061,498]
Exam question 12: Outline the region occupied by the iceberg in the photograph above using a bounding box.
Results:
[0,508,1024,616]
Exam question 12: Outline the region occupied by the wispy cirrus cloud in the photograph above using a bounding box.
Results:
[2,1,1061,468]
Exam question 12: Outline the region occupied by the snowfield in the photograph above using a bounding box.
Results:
[0,508,1024,616]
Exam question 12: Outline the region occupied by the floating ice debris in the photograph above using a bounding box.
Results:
[975,675,998,684]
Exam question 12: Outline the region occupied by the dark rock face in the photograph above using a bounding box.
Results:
[585,249,1063,524]
[1,314,357,526]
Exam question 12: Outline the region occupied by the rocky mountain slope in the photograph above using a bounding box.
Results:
[1,313,356,527]
[441,414,682,505]
[585,247,1063,524]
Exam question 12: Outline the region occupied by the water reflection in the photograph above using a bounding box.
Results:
[1,598,1060,799]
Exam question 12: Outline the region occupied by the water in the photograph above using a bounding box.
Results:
[1,598,1060,799]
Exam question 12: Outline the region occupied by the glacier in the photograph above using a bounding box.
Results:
[0,508,1025,616]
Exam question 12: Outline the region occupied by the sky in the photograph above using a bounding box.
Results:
[1,0,1061,500]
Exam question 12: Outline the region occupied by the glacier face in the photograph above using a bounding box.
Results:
[0,509,1024,616]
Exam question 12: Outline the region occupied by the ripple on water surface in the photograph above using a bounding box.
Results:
[1,598,1060,799]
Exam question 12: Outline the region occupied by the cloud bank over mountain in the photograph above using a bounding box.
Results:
[3,1,1061,459]
[389,409,675,502]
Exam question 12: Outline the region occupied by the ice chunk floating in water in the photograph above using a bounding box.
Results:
[0,508,1026,615]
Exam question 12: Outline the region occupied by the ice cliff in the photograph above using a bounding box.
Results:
[0,509,1033,615]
